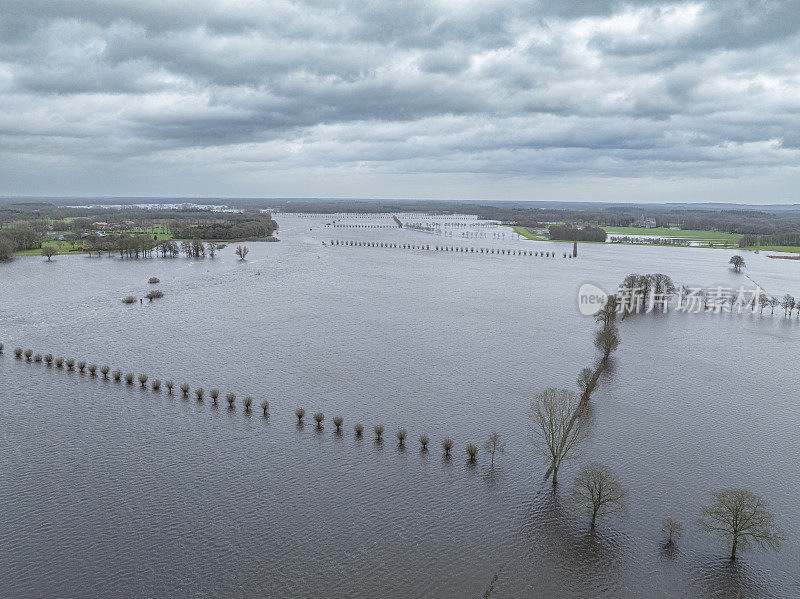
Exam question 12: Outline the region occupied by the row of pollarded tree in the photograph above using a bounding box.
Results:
[6,344,263,413]
[3,341,507,466]
[330,239,575,258]
[526,288,784,561]
[327,224,398,228]
[291,408,506,464]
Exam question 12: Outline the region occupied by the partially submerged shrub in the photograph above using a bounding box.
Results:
[56,357,64,368]
[14,347,23,358]
[261,400,269,415]
[151,378,161,390]
[0,342,3,353]
[33,353,42,363]
[210,389,220,403]
[354,423,364,437]
[78,361,86,373]
[165,380,174,392]
[180,383,190,397]
[442,438,454,456]
[313,412,324,426]
[420,435,429,450]
[195,387,204,400]
[100,365,109,378]
[24,349,33,361]
[124,372,134,384]
[66,358,75,370]
[333,415,343,431]
[397,429,407,446]
[122,295,137,304]
[148,277,160,284]
[226,392,236,407]
[88,364,97,376]
[244,397,253,411]
[374,425,384,440]
[145,290,164,301]
[44,354,53,365]
[295,408,306,423]
[466,443,478,462]
[112,369,122,381]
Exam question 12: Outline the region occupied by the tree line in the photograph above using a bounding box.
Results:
[548,224,607,242]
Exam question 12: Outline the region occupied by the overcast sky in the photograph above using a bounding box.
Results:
[1,1,799,203]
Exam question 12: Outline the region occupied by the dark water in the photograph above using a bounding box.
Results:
[1,215,798,598]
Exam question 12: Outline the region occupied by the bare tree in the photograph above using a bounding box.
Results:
[207,241,218,257]
[577,366,598,400]
[649,273,676,309]
[593,294,618,328]
[729,255,745,272]
[571,462,626,530]
[235,245,249,260]
[661,518,683,547]
[781,294,795,317]
[483,432,505,466]
[529,388,589,485]
[768,296,779,315]
[758,292,768,314]
[697,488,784,560]
[594,325,620,361]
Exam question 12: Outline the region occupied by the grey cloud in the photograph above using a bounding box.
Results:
[0,0,799,199]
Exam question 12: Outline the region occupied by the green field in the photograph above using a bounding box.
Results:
[13,226,174,256]
[742,245,800,254]
[603,226,741,243]
[507,225,548,241]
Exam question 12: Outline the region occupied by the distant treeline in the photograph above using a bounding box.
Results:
[169,214,277,240]
[0,207,277,260]
[739,232,800,248]
[548,224,607,242]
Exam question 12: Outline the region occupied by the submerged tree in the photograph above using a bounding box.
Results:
[295,408,305,423]
[729,255,746,272]
[594,325,620,361]
[781,294,795,317]
[529,388,589,485]
[419,435,429,450]
[466,443,478,462]
[697,489,784,560]
[333,415,343,431]
[442,437,454,456]
[235,245,249,260]
[42,246,56,261]
[571,462,626,530]
[483,431,505,466]
[261,400,269,416]
[661,518,683,547]
[374,424,384,440]
[594,294,618,328]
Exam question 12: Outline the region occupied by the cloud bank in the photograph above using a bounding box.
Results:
[1,0,799,202]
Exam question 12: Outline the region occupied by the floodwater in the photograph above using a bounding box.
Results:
[1,214,798,598]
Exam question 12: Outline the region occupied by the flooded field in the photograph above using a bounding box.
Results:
[1,214,798,598]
